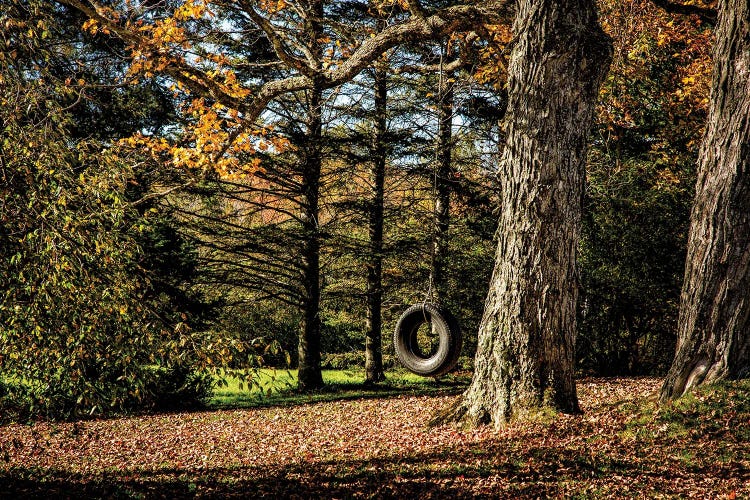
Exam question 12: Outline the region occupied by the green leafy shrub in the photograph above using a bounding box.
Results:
[142,366,215,411]
[321,352,397,370]
[321,310,365,354]
[221,302,300,368]
[0,5,212,420]
[578,157,690,375]
[0,380,35,424]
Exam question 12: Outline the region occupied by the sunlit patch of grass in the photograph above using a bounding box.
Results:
[621,379,750,443]
[209,368,470,409]
[658,380,750,436]
[514,405,561,425]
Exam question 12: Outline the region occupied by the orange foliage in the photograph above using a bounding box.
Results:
[82,0,278,180]
[473,24,512,89]
[599,0,712,131]
[119,97,290,180]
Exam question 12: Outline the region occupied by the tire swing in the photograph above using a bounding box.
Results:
[393,303,462,377]
[394,51,462,378]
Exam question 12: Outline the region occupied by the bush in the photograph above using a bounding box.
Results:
[578,156,690,375]
[0,365,214,423]
[0,379,80,423]
[0,380,33,424]
[142,366,215,411]
[321,352,397,370]
[455,356,475,372]
[320,310,365,354]
[221,302,300,368]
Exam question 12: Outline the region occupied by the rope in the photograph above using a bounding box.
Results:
[424,274,434,304]
[424,41,445,308]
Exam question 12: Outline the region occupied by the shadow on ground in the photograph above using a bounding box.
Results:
[2,433,743,499]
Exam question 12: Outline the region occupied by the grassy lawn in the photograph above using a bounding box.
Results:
[210,367,471,408]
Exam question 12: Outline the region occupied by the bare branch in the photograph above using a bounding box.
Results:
[650,0,717,24]
[129,181,195,207]
[58,0,513,126]
[395,56,466,75]
[237,0,314,76]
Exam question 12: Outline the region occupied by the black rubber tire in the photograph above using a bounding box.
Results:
[393,303,462,377]
[440,307,463,374]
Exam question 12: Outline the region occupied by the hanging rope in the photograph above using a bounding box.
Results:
[425,41,446,307]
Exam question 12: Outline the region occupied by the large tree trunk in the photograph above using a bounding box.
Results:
[440,0,611,426]
[660,0,750,401]
[297,0,325,391]
[429,71,454,304]
[365,59,388,385]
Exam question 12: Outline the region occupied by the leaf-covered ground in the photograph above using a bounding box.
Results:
[1,377,748,498]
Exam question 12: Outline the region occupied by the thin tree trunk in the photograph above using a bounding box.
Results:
[660,0,750,401]
[430,70,453,304]
[365,59,388,385]
[438,0,611,427]
[297,0,325,391]
[297,79,325,391]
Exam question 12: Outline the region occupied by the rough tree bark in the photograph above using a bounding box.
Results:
[365,58,388,385]
[660,0,750,401]
[297,81,324,391]
[439,0,612,426]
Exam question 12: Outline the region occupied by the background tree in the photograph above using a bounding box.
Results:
[660,0,750,400]
[365,55,389,383]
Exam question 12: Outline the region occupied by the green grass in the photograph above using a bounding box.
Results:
[622,379,750,442]
[209,368,470,409]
